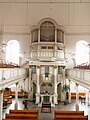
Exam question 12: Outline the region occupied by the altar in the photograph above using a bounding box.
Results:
[39,94,55,107]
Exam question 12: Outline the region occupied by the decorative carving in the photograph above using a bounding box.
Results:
[29,65,32,69]
[36,65,40,69]
[53,65,58,69]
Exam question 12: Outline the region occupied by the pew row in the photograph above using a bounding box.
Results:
[55,110,84,116]
[55,115,88,120]
[6,113,38,120]
[9,109,38,115]
[3,119,32,120]
[54,110,88,120]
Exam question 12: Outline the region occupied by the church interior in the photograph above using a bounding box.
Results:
[0,0,90,120]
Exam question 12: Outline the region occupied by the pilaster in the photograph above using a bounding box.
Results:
[36,65,40,104]
[68,79,71,103]
[53,65,58,104]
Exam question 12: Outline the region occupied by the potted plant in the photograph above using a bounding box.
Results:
[62,84,70,105]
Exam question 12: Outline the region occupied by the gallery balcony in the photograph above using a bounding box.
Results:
[0,68,28,90]
[30,50,65,62]
[66,68,90,90]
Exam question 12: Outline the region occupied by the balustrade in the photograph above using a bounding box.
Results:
[0,68,28,90]
[30,50,64,60]
[66,69,90,89]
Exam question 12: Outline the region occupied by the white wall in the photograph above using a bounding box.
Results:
[0,0,90,67]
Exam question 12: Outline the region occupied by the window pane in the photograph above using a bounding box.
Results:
[76,40,89,65]
[6,40,19,65]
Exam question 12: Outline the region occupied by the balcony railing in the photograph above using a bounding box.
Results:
[0,68,28,90]
[66,69,90,89]
[30,50,64,61]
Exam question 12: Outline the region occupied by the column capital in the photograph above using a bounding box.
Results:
[16,82,19,86]
[76,83,79,86]
[36,65,40,69]
[62,66,65,69]
[68,79,71,83]
[55,28,57,30]
[53,65,58,69]
[29,65,32,69]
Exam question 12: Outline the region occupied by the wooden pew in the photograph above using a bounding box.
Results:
[54,110,88,120]
[3,119,32,120]
[55,110,84,116]
[3,119,36,120]
[9,109,38,115]
[6,113,38,120]
[55,115,88,120]
[71,92,86,99]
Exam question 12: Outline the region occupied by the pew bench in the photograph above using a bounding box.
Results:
[55,115,88,120]
[9,109,38,115]
[3,119,31,120]
[71,92,86,99]
[54,110,84,117]
[6,114,38,120]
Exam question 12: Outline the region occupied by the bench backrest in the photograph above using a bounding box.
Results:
[6,114,38,120]
[9,109,38,115]
[55,115,88,120]
[55,110,84,115]
[3,119,33,120]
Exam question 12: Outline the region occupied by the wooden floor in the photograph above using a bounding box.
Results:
[2,98,90,120]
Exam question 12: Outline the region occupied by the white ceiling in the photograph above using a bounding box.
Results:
[0,0,90,35]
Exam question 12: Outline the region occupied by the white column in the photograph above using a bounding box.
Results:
[53,65,58,104]
[29,66,32,91]
[28,66,32,99]
[62,67,65,85]
[61,66,65,102]
[76,83,79,111]
[36,65,40,104]
[15,82,18,110]
[0,90,3,120]
[68,79,71,103]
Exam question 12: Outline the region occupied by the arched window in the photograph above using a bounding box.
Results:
[76,40,89,65]
[6,40,20,65]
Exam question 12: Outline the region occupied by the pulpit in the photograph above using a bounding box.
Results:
[40,94,55,107]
